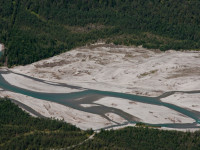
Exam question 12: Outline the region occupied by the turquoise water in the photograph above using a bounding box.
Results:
[0,71,199,128]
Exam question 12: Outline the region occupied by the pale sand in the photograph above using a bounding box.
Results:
[106,125,200,132]
[103,124,200,132]
[161,93,200,112]
[0,91,115,130]
[105,113,127,124]
[160,127,200,132]
[11,43,200,97]
[104,123,136,131]
[80,104,100,108]
[94,97,195,124]
[2,73,83,93]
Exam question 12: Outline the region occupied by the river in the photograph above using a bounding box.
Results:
[0,69,199,129]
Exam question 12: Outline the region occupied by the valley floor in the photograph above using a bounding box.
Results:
[0,43,200,131]
[11,43,200,97]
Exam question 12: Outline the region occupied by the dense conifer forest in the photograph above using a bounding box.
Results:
[0,98,200,150]
[75,127,200,149]
[0,0,200,66]
[0,98,92,149]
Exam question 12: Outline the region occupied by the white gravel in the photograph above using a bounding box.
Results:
[2,72,84,93]
[0,90,115,130]
[105,112,127,124]
[161,93,200,112]
[11,43,200,97]
[94,97,195,124]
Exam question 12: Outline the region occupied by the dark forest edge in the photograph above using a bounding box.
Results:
[0,0,200,66]
[0,98,93,149]
[0,98,200,149]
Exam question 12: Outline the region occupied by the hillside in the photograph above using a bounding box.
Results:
[0,98,92,149]
[0,0,200,66]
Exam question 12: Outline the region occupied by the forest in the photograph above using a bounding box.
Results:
[0,0,200,66]
[0,98,93,149]
[0,98,200,150]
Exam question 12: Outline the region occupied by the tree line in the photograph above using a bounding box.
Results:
[0,0,199,66]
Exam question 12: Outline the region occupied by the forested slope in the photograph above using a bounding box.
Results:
[75,127,200,150]
[1,98,200,150]
[0,98,92,149]
[0,0,200,66]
